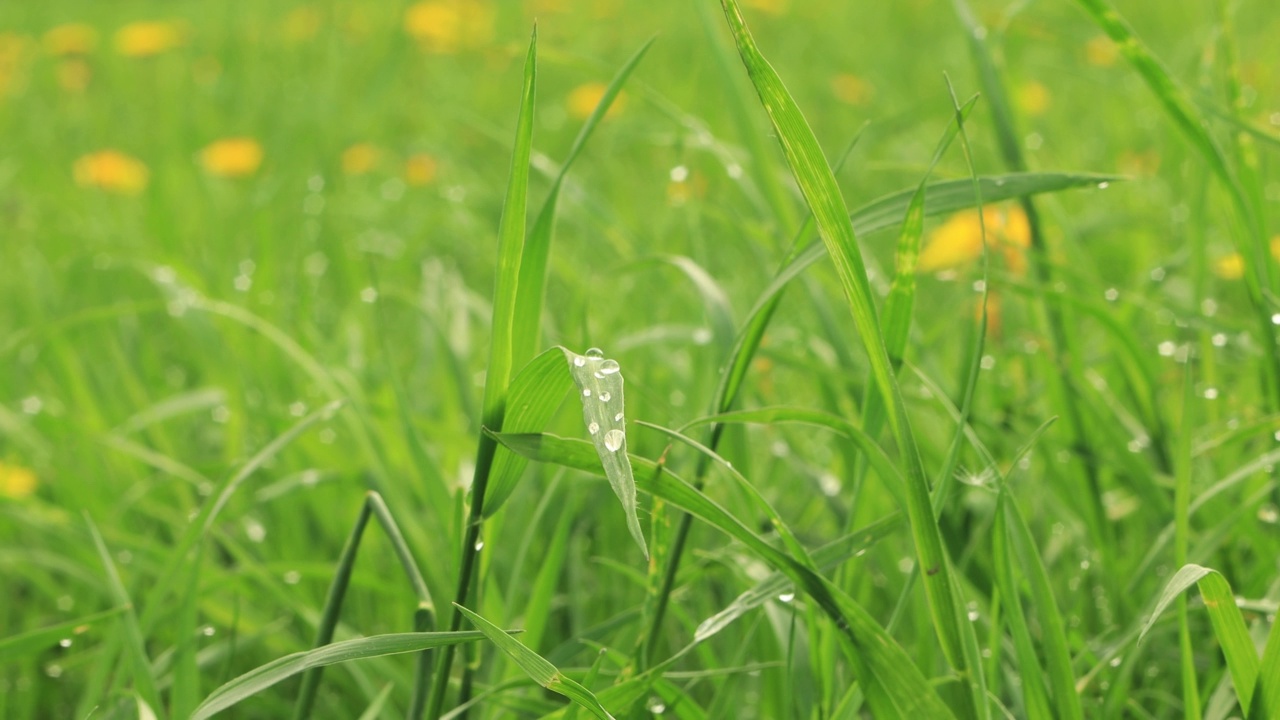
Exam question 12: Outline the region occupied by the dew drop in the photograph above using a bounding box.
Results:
[646,697,667,715]
[599,359,621,374]
[583,388,591,397]
[283,570,302,585]
[614,412,624,422]
[585,347,604,359]
[588,422,600,435]
[1097,181,1110,190]
[599,391,611,402]
[1212,333,1228,347]
[604,429,625,452]
[58,638,72,648]
[1104,288,1119,302]
[474,540,484,551]
[573,355,585,367]
[778,592,795,603]
[1109,656,1123,667]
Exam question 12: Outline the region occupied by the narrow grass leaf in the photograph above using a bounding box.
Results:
[991,491,1054,719]
[563,348,646,558]
[484,347,575,517]
[1140,564,1259,715]
[716,2,974,710]
[192,632,487,720]
[453,604,615,720]
[0,606,125,660]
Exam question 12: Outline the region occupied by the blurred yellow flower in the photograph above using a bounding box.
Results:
[57,59,92,92]
[831,73,874,106]
[744,0,789,14]
[0,462,37,500]
[43,24,98,56]
[283,6,323,43]
[115,21,186,58]
[200,138,263,178]
[404,1,493,53]
[919,205,1030,274]
[1214,253,1245,280]
[1016,80,1051,117]
[404,154,438,185]
[1118,149,1161,177]
[74,150,149,194]
[1085,35,1117,68]
[566,82,624,121]
[342,143,381,175]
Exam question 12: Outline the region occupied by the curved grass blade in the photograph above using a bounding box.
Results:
[1139,565,1259,715]
[563,348,646,558]
[488,430,955,718]
[715,2,975,711]
[484,347,576,517]
[453,604,615,720]
[191,632,488,720]
[511,38,655,367]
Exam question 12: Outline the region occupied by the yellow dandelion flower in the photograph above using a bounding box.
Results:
[1015,80,1051,117]
[566,82,624,121]
[114,21,186,58]
[0,462,37,500]
[57,58,92,92]
[404,154,438,185]
[200,138,263,178]
[1085,35,1117,68]
[74,150,149,194]
[831,73,874,106]
[404,1,492,53]
[919,205,1030,274]
[1214,253,1245,280]
[342,143,381,175]
[283,6,323,43]
[43,24,98,56]
[744,0,789,14]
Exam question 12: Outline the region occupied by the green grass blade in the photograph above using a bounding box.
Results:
[453,604,615,720]
[488,430,955,717]
[191,632,488,720]
[1257,618,1280,718]
[0,606,125,660]
[85,513,163,718]
[1140,564,1260,715]
[991,491,1054,719]
[510,38,654,368]
[1176,370,1203,719]
[715,1,974,711]
[484,347,575,517]
[563,347,646,558]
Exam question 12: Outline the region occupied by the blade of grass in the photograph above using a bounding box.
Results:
[192,631,489,720]
[429,26,538,720]
[1175,369,1202,718]
[453,604,614,720]
[0,606,125,660]
[715,2,977,714]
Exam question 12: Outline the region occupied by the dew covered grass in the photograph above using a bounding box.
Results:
[2,0,1280,718]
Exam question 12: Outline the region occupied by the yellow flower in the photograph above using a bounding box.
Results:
[342,143,380,175]
[74,150,149,194]
[919,205,1030,274]
[1214,253,1245,280]
[0,462,38,500]
[1015,80,1051,117]
[200,138,263,178]
[1085,35,1117,68]
[282,6,323,43]
[566,82,624,121]
[115,21,186,58]
[57,59,92,92]
[831,73,874,106]
[43,24,98,56]
[404,154,438,185]
[404,1,492,53]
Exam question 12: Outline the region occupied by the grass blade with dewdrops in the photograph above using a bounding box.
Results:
[715,1,978,714]
[510,38,654,368]
[453,604,615,720]
[429,26,537,720]
[191,632,490,720]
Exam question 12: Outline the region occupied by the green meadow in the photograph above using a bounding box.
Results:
[3,0,1280,717]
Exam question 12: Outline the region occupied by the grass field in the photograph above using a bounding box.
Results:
[3,0,1280,717]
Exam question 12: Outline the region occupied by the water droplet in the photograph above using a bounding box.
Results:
[1212,333,1228,347]
[1104,288,1119,302]
[1157,341,1176,357]
[598,359,620,375]
[573,355,585,367]
[360,287,378,303]
[614,412,624,422]
[972,280,986,292]
[980,355,996,370]
[202,625,215,637]
[1271,313,1280,326]
[897,557,914,573]
[283,570,302,585]
[585,347,604,359]
[1203,388,1219,400]
[692,327,713,345]
[474,540,484,551]
[646,697,667,715]
[819,473,841,497]
[583,388,591,397]
[1201,298,1218,316]
[289,401,307,417]
[58,638,72,648]
[1097,181,1110,190]
[669,165,689,183]
[588,422,600,435]
[968,610,980,621]
[45,664,63,679]
[599,391,611,402]
[1109,656,1123,667]
[604,429,625,452]
[778,592,795,603]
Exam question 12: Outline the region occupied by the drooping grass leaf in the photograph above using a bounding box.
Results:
[454,604,615,720]
[563,347,646,558]
[715,2,975,713]
[191,632,488,720]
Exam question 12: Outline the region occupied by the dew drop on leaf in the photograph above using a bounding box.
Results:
[604,429,625,452]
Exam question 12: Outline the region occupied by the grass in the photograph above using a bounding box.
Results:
[2,0,1280,718]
